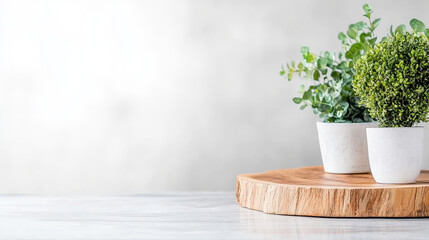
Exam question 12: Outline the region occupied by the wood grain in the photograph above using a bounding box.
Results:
[236,166,429,217]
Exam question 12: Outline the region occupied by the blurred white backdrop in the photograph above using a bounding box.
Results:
[0,0,429,194]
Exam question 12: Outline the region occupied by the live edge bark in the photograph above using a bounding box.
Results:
[236,166,429,217]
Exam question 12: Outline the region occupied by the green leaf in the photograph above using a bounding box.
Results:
[345,43,362,60]
[298,62,303,73]
[292,97,302,104]
[280,66,286,76]
[338,32,347,43]
[300,46,309,56]
[354,21,366,31]
[313,70,320,80]
[324,51,332,59]
[368,37,377,47]
[335,109,344,118]
[350,43,362,51]
[340,101,349,111]
[317,58,328,69]
[410,18,426,33]
[425,29,429,37]
[287,71,293,81]
[347,26,358,39]
[362,4,372,14]
[362,4,372,18]
[302,89,312,100]
[305,53,315,63]
[359,32,371,43]
[345,51,353,60]
[371,18,381,29]
[331,71,341,80]
[395,24,406,35]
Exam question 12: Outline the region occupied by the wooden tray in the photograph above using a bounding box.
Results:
[236,166,429,217]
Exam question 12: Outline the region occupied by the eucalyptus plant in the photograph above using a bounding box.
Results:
[281,4,379,123]
[353,19,429,127]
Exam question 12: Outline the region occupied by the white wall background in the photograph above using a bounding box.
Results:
[0,0,429,194]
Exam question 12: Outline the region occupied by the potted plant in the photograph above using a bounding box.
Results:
[353,19,429,183]
[281,4,379,174]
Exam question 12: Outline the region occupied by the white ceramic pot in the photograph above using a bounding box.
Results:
[317,122,377,174]
[366,127,424,184]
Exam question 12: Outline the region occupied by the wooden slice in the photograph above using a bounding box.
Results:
[236,166,429,217]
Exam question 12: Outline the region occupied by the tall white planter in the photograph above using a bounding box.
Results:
[366,127,424,184]
[317,122,377,174]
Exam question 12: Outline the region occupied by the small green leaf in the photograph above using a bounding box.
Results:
[338,32,347,43]
[354,21,366,31]
[287,71,293,81]
[359,32,371,43]
[345,51,353,60]
[347,26,358,39]
[302,89,312,100]
[395,24,406,35]
[317,58,328,69]
[280,66,286,76]
[362,4,372,18]
[345,43,362,60]
[300,46,309,56]
[331,71,341,80]
[425,29,429,37]
[292,97,302,104]
[362,4,371,14]
[305,53,315,63]
[298,62,303,73]
[368,37,377,47]
[324,51,331,59]
[350,43,362,51]
[335,110,344,118]
[371,18,381,29]
[340,101,349,111]
[313,70,320,80]
[410,18,426,33]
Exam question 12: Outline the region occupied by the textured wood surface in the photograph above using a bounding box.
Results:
[236,166,429,217]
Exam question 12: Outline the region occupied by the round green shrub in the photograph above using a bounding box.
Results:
[353,32,429,127]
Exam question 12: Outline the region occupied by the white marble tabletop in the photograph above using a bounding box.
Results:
[0,192,427,239]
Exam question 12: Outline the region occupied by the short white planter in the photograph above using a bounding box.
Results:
[317,122,377,174]
[366,127,424,184]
